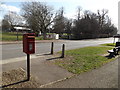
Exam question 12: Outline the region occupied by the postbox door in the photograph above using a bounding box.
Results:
[28,42,35,54]
[27,38,35,54]
[29,43,33,51]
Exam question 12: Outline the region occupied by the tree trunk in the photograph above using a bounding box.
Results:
[43,32,47,40]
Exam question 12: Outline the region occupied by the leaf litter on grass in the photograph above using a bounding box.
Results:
[1,68,41,88]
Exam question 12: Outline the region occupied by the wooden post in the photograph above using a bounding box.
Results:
[51,42,54,54]
[61,44,65,58]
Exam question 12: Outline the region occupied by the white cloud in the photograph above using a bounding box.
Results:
[64,13,76,19]
[0,3,20,20]
[7,6,20,13]
[1,4,20,13]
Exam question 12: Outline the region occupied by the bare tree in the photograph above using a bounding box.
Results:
[73,10,100,39]
[2,19,11,32]
[64,19,72,39]
[21,2,54,39]
[3,11,24,40]
[53,7,66,35]
[53,7,65,34]
[72,8,117,39]
[97,9,108,33]
[77,6,82,20]
[4,11,24,31]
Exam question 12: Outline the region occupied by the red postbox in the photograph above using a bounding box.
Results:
[23,33,35,54]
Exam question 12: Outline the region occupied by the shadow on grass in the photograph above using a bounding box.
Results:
[36,53,52,56]
[46,56,63,61]
[43,53,52,55]
[0,79,29,88]
[105,55,113,59]
[105,54,117,59]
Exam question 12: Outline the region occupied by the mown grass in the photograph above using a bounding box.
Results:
[55,46,115,74]
[101,43,115,47]
[1,32,23,41]
[1,32,45,41]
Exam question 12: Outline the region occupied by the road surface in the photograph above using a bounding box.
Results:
[2,38,114,60]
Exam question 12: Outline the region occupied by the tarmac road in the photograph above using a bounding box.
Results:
[2,38,114,60]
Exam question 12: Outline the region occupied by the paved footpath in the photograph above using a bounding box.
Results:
[1,54,119,88]
[1,54,74,86]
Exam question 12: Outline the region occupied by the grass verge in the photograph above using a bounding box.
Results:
[101,43,115,47]
[1,32,23,41]
[1,32,50,41]
[55,45,115,74]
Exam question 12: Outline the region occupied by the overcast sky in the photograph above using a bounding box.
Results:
[0,0,119,29]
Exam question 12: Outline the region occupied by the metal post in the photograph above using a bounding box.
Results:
[51,42,54,54]
[27,54,30,81]
[61,44,65,58]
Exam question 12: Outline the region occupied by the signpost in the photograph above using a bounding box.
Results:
[23,33,35,81]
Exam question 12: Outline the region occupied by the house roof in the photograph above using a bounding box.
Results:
[14,27,31,31]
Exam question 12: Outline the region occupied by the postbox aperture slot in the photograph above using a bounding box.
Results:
[28,36,35,39]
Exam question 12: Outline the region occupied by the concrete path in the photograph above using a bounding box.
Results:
[1,54,74,86]
[42,57,119,88]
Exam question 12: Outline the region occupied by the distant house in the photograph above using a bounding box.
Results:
[14,26,32,33]
[46,33,59,39]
